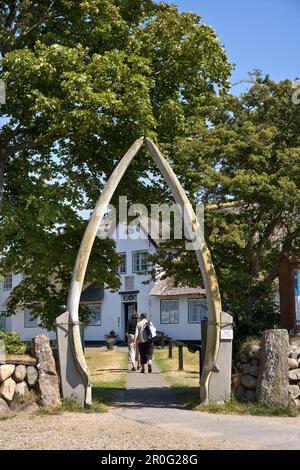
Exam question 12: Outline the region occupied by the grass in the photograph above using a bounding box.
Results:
[86,346,128,411]
[195,400,296,417]
[85,347,128,384]
[35,347,128,416]
[154,346,296,417]
[154,345,201,408]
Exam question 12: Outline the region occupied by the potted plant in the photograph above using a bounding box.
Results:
[105,330,118,350]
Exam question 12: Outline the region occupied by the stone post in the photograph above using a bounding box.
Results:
[31,334,61,407]
[257,329,289,406]
[56,311,86,406]
[207,311,233,402]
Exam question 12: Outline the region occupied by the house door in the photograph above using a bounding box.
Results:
[124,302,137,341]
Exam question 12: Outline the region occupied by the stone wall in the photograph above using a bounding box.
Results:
[0,334,61,416]
[0,357,39,415]
[235,334,300,409]
[287,339,300,410]
[235,342,261,403]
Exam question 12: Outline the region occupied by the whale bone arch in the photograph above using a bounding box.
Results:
[66,137,222,406]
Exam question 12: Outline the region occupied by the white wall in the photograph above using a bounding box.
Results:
[10,307,56,341]
[2,224,206,343]
[149,295,205,341]
[84,222,155,342]
[0,273,23,311]
[0,273,23,333]
[0,274,56,341]
[1,224,157,343]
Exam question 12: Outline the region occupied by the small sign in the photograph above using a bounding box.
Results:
[221,329,233,340]
[294,269,300,325]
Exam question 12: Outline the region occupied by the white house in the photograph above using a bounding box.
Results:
[0,222,208,343]
[0,273,55,341]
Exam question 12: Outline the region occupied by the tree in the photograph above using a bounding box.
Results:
[152,73,300,338]
[0,1,232,327]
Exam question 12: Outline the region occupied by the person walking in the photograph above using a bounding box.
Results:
[126,312,140,371]
[134,313,154,373]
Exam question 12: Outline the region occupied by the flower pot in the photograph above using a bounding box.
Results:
[106,338,116,350]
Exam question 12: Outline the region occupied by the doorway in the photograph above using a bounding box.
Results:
[124,302,137,341]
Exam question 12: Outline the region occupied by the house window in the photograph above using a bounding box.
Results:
[188,299,207,324]
[118,253,127,274]
[0,312,6,331]
[24,309,39,328]
[88,304,101,326]
[124,276,134,290]
[0,274,12,290]
[160,299,179,324]
[132,250,148,273]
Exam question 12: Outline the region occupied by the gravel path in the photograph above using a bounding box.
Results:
[0,407,234,450]
[2,404,300,450]
[0,358,257,451]
[1,356,299,450]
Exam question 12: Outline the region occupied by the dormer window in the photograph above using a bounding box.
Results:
[0,274,12,290]
[132,250,148,273]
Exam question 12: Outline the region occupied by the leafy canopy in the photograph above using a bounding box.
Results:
[152,73,300,337]
[0,1,232,328]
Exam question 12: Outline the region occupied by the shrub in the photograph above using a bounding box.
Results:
[0,331,27,354]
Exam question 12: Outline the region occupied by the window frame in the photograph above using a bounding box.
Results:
[88,303,102,327]
[118,253,127,274]
[24,309,39,328]
[160,299,179,324]
[188,298,207,324]
[1,274,12,291]
[132,250,148,273]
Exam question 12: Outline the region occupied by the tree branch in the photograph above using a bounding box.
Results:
[4,131,58,158]
[1,1,36,54]
[4,1,17,30]
[14,13,60,49]
[1,2,60,55]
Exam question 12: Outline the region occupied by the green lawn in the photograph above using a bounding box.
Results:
[154,345,201,409]
[37,347,128,415]
[154,346,296,417]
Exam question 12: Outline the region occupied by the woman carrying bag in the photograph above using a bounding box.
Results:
[134,313,156,373]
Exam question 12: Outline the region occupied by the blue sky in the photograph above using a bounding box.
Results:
[173,0,300,94]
